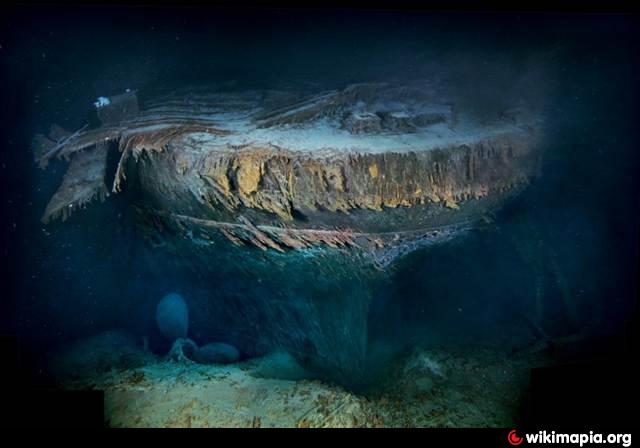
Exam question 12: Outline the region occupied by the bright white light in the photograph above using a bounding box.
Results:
[94,96,111,108]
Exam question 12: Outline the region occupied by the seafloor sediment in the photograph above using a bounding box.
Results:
[55,344,543,428]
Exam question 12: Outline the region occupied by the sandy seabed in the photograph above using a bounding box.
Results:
[57,343,541,428]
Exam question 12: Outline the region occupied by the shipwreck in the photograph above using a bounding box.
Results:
[33,80,545,382]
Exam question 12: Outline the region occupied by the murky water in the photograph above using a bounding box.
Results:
[1,6,638,427]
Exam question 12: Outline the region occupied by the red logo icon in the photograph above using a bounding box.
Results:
[508,429,523,446]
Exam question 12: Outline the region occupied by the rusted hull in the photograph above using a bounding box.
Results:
[33,83,545,381]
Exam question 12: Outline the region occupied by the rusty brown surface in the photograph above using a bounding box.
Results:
[41,143,110,223]
[34,82,544,257]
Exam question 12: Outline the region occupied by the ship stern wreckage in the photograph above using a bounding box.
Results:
[33,80,545,383]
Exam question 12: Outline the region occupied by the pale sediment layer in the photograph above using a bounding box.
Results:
[59,348,532,428]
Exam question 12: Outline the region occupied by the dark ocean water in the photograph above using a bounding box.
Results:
[1,5,638,400]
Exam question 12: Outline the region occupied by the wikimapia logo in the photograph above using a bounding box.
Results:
[507,430,632,447]
[508,430,523,446]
